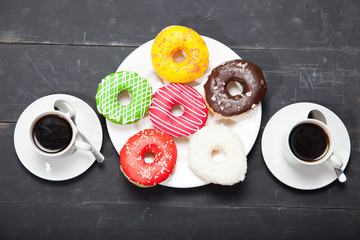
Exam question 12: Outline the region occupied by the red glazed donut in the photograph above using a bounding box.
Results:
[149,83,208,137]
[120,129,177,187]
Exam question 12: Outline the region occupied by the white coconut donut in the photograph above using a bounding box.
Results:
[188,125,247,185]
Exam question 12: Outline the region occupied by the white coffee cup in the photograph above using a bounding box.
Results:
[29,110,91,159]
[282,118,343,169]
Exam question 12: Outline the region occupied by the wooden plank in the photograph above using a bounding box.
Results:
[1,44,359,208]
[0,0,359,49]
[1,44,359,122]
[0,44,132,122]
[0,204,359,239]
[1,1,360,239]
[2,121,360,208]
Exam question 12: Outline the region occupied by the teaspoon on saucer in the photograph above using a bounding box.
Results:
[308,109,346,183]
[54,99,104,163]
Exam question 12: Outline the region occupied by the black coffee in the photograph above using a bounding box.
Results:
[289,123,329,162]
[32,114,73,153]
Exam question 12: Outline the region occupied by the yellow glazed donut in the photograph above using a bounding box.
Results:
[151,25,209,83]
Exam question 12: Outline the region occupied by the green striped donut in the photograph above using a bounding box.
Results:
[96,71,153,124]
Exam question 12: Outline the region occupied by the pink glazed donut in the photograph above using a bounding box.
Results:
[149,83,208,137]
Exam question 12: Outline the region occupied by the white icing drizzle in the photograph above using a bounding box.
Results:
[149,83,207,137]
[95,71,152,124]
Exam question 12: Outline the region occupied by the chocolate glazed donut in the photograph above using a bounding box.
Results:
[204,59,267,117]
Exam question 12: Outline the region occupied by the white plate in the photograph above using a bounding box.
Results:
[261,102,351,190]
[106,36,262,188]
[14,94,103,181]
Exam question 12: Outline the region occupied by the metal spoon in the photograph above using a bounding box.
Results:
[308,109,327,125]
[334,168,347,183]
[308,109,346,183]
[54,99,104,163]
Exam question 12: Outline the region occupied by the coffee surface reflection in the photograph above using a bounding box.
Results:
[289,123,329,162]
[32,114,73,153]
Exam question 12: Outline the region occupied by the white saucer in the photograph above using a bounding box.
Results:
[106,36,262,188]
[14,94,103,181]
[261,102,351,190]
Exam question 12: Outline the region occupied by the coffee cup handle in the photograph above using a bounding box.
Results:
[326,153,343,169]
[74,139,91,151]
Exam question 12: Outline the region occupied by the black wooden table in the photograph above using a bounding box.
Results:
[1,0,359,239]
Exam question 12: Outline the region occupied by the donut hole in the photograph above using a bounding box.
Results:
[211,149,226,162]
[117,90,132,106]
[227,80,244,96]
[143,151,155,164]
[171,104,185,117]
[173,49,187,63]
